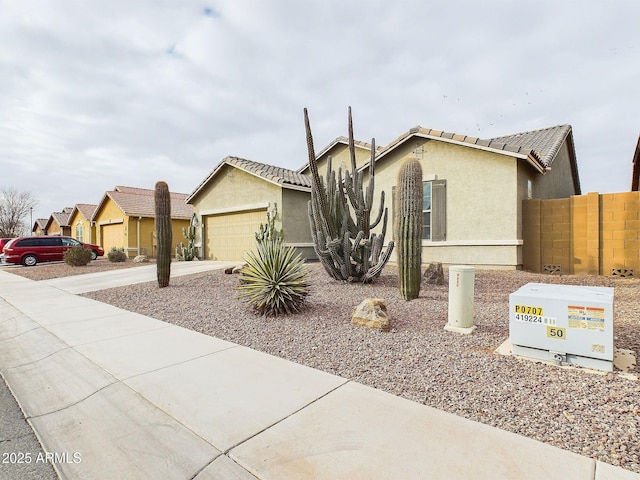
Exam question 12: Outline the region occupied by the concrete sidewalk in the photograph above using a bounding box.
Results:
[40,260,237,294]
[1,269,638,479]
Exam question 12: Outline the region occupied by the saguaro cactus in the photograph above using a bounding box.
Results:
[305,107,394,283]
[396,158,423,300]
[155,181,172,287]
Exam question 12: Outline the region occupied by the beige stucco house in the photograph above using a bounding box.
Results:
[190,124,579,269]
[32,218,48,236]
[186,157,312,261]
[361,124,580,268]
[92,186,193,257]
[44,208,73,236]
[69,204,97,244]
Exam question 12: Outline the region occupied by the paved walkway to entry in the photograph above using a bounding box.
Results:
[40,260,237,294]
[1,267,639,479]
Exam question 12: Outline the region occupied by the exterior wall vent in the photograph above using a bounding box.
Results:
[542,264,562,275]
[610,268,634,278]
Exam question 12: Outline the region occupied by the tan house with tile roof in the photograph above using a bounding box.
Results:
[363,124,580,268]
[44,208,73,236]
[69,204,98,244]
[93,186,193,258]
[189,124,580,268]
[32,218,48,236]
[186,156,313,261]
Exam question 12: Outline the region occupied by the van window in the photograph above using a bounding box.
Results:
[62,237,81,247]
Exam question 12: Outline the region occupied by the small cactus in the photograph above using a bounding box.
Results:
[255,203,283,245]
[396,158,423,300]
[155,181,172,287]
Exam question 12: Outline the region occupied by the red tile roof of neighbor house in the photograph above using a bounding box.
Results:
[94,186,193,220]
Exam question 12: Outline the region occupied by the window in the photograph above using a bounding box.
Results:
[393,179,446,242]
[76,222,84,242]
[62,237,81,247]
[423,182,432,239]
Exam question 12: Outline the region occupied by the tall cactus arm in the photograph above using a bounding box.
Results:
[347,106,357,173]
[369,190,385,230]
[305,108,337,239]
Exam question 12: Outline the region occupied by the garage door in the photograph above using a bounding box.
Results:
[204,210,266,261]
[101,223,125,254]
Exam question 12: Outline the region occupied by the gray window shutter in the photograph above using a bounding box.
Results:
[432,180,446,241]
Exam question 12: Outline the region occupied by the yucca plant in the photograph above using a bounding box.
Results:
[237,239,309,317]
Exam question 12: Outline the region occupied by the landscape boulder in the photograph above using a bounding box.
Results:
[351,298,391,332]
[423,262,444,285]
[225,263,247,274]
[133,255,149,263]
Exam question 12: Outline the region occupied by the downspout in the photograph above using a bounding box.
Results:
[137,217,142,256]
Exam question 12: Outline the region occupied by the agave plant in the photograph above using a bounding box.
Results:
[237,239,309,317]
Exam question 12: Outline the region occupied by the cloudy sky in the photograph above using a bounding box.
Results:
[1,0,638,223]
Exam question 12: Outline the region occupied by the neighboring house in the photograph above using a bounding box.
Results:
[32,219,48,236]
[68,204,98,244]
[363,124,580,268]
[631,134,639,191]
[190,124,580,269]
[44,208,73,236]
[186,157,312,261]
[92,186,193,257]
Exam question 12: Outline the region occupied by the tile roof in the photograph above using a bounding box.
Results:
[488,125,572,168]
[50,209,72,228]
[96,186,193,220]
[73,203,98,220]
[226,157,311,189]
[371,124,574,174]
[186,156,311,204]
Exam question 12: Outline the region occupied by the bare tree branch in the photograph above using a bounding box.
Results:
[0,187,38,237]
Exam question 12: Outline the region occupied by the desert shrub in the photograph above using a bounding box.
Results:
[64,246,92,266]
[107,247,127,263]
[237,239,309,317]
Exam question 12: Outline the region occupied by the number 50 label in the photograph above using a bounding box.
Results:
[547,326,566,339]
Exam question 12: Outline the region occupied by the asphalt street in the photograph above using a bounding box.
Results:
[0,372,58,480]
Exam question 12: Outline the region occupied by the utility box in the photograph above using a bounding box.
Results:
[509,283,614,371]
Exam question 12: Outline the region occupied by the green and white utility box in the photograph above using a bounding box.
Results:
[509,283,614,372]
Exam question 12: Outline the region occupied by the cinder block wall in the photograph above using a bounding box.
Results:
[523,191,640,276]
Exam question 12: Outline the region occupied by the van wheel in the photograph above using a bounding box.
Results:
[22,255,37,267]
[90,250,98,260]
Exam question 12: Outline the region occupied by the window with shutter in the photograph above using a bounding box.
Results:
[393,179,446,241]
[431,180,446,241]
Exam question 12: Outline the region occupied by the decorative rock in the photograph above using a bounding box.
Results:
[232,264,246,274]
[423,262,444,285]
[133,255,148,263]
[225,264,247,274]
[351,298,391,332]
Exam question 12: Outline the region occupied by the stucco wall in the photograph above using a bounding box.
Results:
[189,165,282,255]
[94,199,126,250]
[281,189,313,244]
[368,138,521,266]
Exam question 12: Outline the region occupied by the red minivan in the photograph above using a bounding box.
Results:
[2,236,104,266]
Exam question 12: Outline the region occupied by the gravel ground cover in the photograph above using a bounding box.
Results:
[79,263,640,472]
